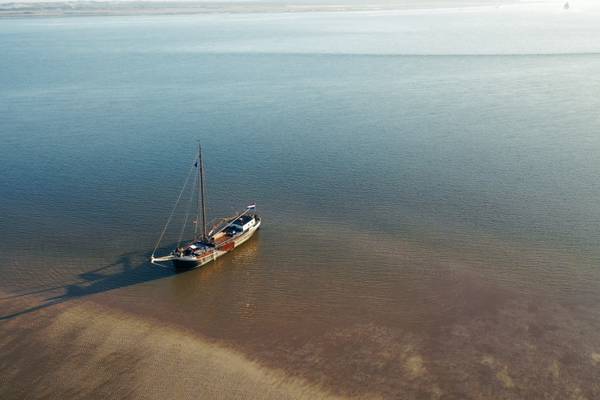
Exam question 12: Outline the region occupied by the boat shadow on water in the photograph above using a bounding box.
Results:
[0,249,182,321]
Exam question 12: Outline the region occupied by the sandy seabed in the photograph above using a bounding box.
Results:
[3,265,600,400]
[0,292,344,400]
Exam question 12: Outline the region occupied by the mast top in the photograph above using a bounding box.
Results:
[197,143,208,241]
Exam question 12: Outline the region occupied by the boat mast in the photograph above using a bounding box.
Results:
[198,144,208,241]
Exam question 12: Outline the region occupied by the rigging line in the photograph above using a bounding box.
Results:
[151,159,197,258]
[178,173,197,247]
[210,208,252,237]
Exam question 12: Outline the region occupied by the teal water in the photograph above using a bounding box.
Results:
[2,7,600,398]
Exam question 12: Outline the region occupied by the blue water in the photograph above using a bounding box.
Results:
[2,7,600,398]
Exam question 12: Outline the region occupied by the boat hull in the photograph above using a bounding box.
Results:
[172,254,217,270]
[172,218,261,270]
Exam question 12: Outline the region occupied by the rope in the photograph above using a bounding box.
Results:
[151,159,197,258]
[149,260,173,269]
[210,208,251,237]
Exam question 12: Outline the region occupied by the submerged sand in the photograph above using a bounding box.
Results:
[2,223,600,399]
[2,223,600,400]
[0,292,345,400]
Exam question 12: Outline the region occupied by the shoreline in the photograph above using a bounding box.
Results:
[0,1,518,18]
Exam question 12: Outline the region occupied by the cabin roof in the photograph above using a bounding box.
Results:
[233,215,253,225]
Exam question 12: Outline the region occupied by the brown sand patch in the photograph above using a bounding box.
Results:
[0,295,346,400]
[405,355,426,378]
[496,366,514,389]
[569,387,589,400]
[480,354,496,367]
[549,360,561,379]
[480,355,514,388]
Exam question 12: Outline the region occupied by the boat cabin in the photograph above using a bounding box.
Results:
[232,215,256,232]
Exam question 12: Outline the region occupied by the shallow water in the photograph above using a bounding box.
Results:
[2,5,600,399]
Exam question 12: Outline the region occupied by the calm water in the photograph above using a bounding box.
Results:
[2,5,600,398]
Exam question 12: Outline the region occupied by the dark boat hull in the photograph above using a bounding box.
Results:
[173,258,203,270]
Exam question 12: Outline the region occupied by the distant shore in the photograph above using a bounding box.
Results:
[0,1,518,18]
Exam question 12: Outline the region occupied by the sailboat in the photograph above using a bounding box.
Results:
[150,145,261,269]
